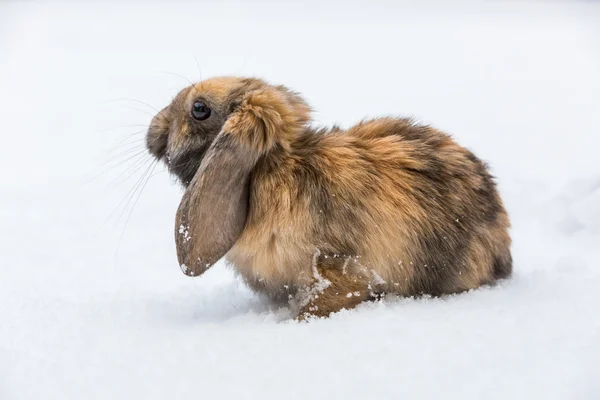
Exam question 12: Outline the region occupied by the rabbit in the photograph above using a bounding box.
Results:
[146,76,512,319]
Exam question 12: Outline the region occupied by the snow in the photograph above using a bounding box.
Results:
[1,1,599,399]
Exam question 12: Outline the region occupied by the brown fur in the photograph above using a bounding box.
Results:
[297,264,371,320]
[146,76,512,319]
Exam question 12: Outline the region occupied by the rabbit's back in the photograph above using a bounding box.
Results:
[228,117,511,299]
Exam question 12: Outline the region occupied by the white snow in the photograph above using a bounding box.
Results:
[179,263,188,275]
[1,1,599,399]
[178,224,191,243]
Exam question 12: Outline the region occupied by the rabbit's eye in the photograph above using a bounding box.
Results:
[191,101,211,121]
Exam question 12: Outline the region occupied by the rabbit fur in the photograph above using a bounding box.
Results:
[146,76,512,318]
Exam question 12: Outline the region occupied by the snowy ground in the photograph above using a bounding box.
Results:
[1,1,599,399]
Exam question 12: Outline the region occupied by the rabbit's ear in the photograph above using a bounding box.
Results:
[174,86,310,276]
[174,131,258,277]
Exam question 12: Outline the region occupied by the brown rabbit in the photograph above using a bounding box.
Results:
[146,76,512,319]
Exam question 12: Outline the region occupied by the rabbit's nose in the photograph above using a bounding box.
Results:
[146,122,168,159]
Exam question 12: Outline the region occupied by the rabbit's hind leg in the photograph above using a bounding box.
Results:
[296,263,370,320]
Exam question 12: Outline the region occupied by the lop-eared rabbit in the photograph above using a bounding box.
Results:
[146,77,512,319]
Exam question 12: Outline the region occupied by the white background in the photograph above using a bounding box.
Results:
[1,1,599,399]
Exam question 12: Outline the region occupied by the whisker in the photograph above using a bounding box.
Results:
[106,140,148,159]
[116,158,157,225]
[124,159,158,226]
[112,129,147,145]
[105,154,154,190]
[109,98,167,120]
[126,107,155,117]
[109,137,146,154]
[149,168,166,179]
[233,51,251,77]
[191,51,203,91]
[169,149,206,171]
[82,150,147,186]
[106,158,154,237]
[103,130,147,158]
[158,70,198,91]
[97,156,153,232]
[113,159,159,264]
[99,124,149,133]
[171,157,196,171]
[101,148,148,169]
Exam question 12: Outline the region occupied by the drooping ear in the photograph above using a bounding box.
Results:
[174,131,259,277]
[174,85,311,277]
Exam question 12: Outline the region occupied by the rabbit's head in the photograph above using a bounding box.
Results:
[146,76,311,276]
[148,77,254,185]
